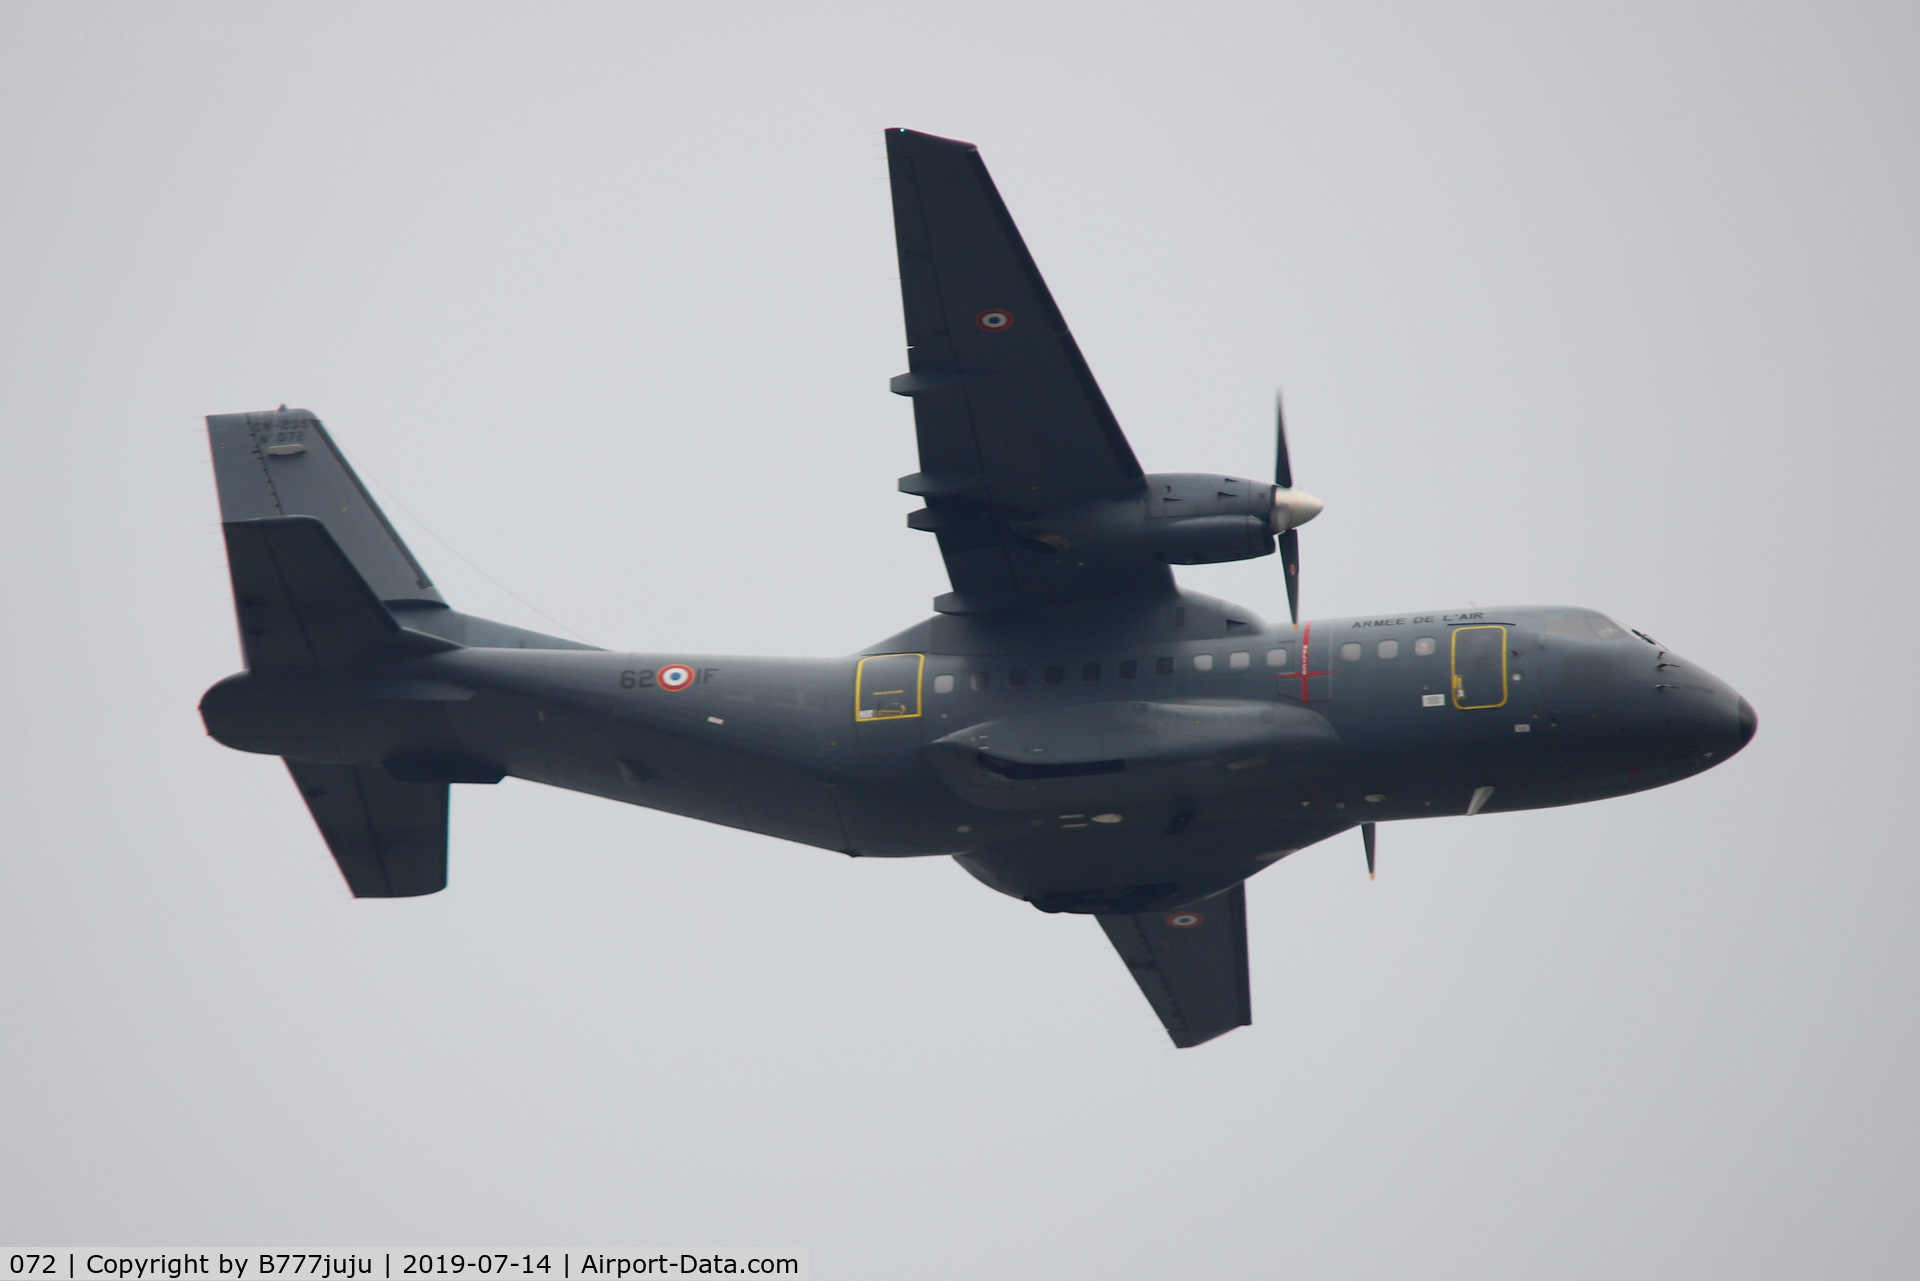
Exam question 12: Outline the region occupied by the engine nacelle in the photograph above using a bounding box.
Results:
[1146,513,1274,564]
[911,471,1326,605]
[1138,473,1323,565]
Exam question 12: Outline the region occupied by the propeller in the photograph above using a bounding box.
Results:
[1270,389,1324,625]
[1362,821,1377,880]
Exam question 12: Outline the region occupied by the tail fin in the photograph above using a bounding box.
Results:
[204,408,585,900]
[208,407,600,657]
[207,407,442,606]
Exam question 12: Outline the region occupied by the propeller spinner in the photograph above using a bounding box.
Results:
[1269,389,1323,624]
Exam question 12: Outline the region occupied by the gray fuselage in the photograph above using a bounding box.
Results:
[202,592,1754,915]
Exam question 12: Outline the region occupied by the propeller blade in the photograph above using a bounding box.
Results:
[1279,527,1300,625]
[1362,822,1376,880]
[1274,388,1294,489]
[1271,388,1319,625]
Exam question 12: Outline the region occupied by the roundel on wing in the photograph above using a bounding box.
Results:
[975,309,1014,332]
[1167,911,1204,929]
[657,664,695,691]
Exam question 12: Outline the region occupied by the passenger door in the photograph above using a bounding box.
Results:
[1450,625,1508,709]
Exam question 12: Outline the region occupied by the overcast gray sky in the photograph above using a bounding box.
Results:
[3,2,1916,1276]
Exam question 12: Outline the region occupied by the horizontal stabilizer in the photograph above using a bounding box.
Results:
[285,761,448,897]
[223,516,410,668]
[207,407,442,605]
[1098,883,1251,1048]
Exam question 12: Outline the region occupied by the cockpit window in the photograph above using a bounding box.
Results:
[1544,612,1628,640]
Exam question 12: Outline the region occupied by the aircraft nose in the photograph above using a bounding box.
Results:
[1736,696,1758,751]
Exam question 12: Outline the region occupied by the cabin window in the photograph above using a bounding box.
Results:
[933,674,955,694]
[1414,636,1436,656]
[1155,656,1175,675]
[1267,647,1291,668]
[1044,665,1065,684]
[1118,660,1138,678]
[1229,651,1250,669]
[1193,654,1215,672]
[1377,640,1400,659]
[970,671,991,691]
[1008,669,1028,687]
[1340,642,1362,662]
[1082,663,1102,681]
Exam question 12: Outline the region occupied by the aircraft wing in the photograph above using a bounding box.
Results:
[886,129,1167,613]
[1097,884,1252,1047]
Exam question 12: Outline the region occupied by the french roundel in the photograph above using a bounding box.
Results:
[1166,911,1204,929]
[975,309,1014,332]
[657,664,695,691]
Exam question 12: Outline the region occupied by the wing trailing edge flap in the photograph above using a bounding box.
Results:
[285,761,448,897]
[1097,883,1251,1048]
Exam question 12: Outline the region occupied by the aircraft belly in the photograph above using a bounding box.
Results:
[924,698,1339,812]
[953,797,1350,914]
[473,661,856,853]
[531,707,854,852]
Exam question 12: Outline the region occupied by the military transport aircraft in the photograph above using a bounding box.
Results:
[200,128,1756,1047]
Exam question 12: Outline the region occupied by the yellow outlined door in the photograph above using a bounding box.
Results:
[855,653,925,721]
[1451,625,1508,709]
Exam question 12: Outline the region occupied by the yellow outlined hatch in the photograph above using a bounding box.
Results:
[855,653,925,721]
[1450,625,1509,709]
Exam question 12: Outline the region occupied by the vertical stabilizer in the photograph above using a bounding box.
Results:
[207,407,443,606]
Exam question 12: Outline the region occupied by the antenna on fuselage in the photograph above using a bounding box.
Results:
[1362,822,1377,880]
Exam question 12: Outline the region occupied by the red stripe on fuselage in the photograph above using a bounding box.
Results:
[1274,620,1335,702]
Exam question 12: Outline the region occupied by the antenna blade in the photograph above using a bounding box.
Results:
[1362,822,1376,879]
